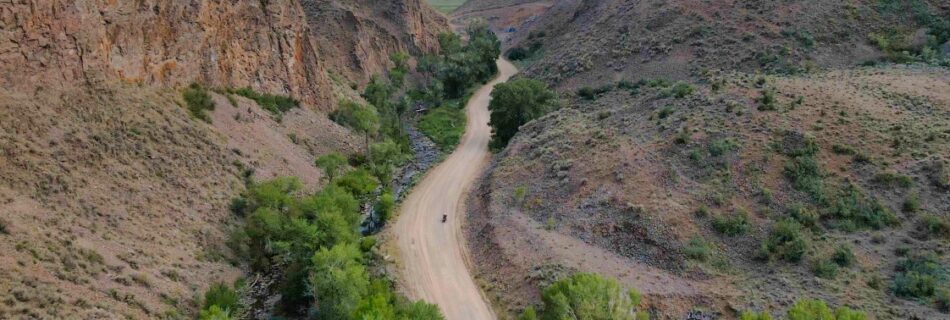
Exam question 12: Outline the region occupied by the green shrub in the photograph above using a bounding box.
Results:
[685,237,713,262]
[872,172,914,188]
[920,214,950,239]
[832,144,856,155]
[832,245,855,267]
[536,273,648,320]
[419,106,466,151]
[199,305,234,320]
[812,258,839,279]
[577,87,597,100]
[758,90,777,111]
[646,79,672,87]
[695,205,711,218]
[713,211,750,236]
[827,183,898,230]
[229,197,248,216]
[657,106,675,119]
[783,153,825,202]
[761,219,808,263]
[708,138,740,157]
[360,236,378,252]
[203,282,240,314]
[787,203,820,229]
[787,298,866,320]
[666,82,695,99]
[231,87,299,117]
[746,298,866,320]
[376,192,396,223]
[903,193,921,213]
[937,287,950,312]
[183,83,215,122]
[893,254,945,299]
[334,168,379,197]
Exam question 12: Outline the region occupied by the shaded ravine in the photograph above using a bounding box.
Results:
[393,58,517,320]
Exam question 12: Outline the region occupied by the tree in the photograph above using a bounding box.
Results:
[203,283,240,313]
[389,52,410,89]
[198,305,234,320]
[397,301,444,320]
[488,79,558,149]
[333,100,380,155]
[369,139,409,182]
[310,243,370,320]
[537,273,647,320]
[316,152,348,182]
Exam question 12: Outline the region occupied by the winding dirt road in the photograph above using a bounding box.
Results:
[393,59,516,320]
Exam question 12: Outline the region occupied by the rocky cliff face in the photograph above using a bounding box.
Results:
[0,0,447,110]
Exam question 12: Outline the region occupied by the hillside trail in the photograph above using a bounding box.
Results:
[392,58,517,320]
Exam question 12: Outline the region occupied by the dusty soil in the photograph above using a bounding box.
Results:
[390,59,517,320]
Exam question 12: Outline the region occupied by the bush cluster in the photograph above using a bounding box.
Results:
[230,87,298,118]
[713,210,750,236]
[760,219,808,263]
[741,298,866,320]
[521,273,648,320]
[183,83,215,122]
[489,79,558,149]
[893,253,946,300]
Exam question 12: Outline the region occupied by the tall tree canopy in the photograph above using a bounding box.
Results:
[488,79,558,149]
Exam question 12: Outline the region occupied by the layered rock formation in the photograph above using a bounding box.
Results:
[0,0,447,110]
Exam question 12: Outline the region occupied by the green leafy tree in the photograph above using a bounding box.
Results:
[333,100,381,155]
[198,305,234,320]
[519,307,539,320]
[537,273,647,320]
[203,283,240,313]
[389,52,410,89]
[246,177,302,213]
[397,301,444,320]
[334,168,380,197]
[369,139,410,182]
[310,243,370,320]
[488,79,558,149]
[316,152,348,182]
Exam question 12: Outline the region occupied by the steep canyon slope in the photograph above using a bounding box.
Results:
[0,0,446,318]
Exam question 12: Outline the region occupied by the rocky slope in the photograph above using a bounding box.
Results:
[1,0,446,110]
[0,0,446,318]
[464,0,950,318]
[470,65,950,319]
[504,0,947,89]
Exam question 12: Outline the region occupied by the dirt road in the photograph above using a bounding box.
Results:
[393,59,517,320]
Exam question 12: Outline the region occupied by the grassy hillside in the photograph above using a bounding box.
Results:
[427,0,467,13]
